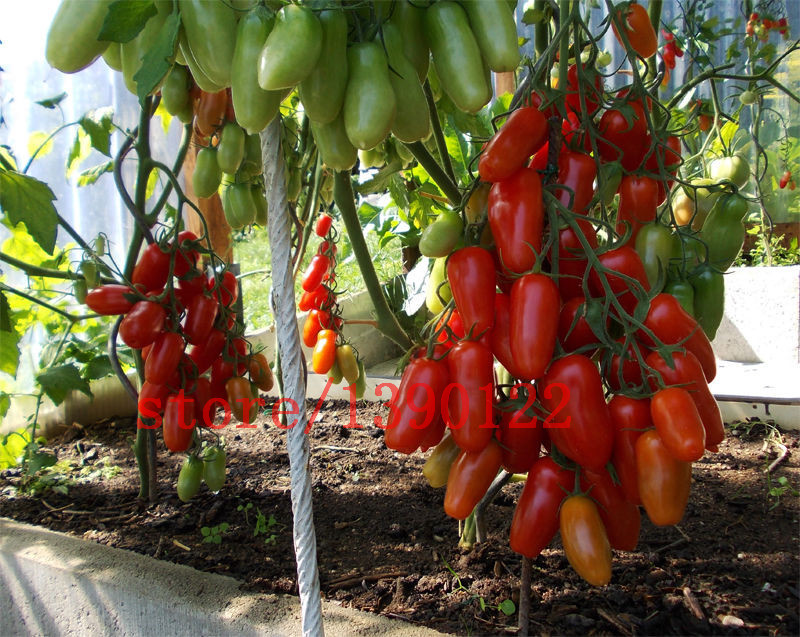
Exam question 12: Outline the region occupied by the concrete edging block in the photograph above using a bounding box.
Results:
[0,518,440,636]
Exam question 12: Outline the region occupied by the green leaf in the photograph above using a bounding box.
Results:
[79,108,114,157]
[35,92,67,110]
[98,0,157,43]
[0,392,9,420]
[0,291,12,332]
[83,355,114,380]
[478,597,486,611]
[0,171,58,254]
[27,449,57,473]
[0,429,31,469]
[134,12,180,104]
[27,131,55,161]
[37,364,93,406]
[0,328,19,377]
[498,599,516,616]
[77,161,114,187]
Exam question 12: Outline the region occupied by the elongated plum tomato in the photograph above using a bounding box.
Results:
[446,247,496,337]
[612,2,658,58]
[581,468,641,551]
[589,246,650,317]
[636,430,692,526]
[560,495,612,586]
[385,356,449,454]
[85,284,136,315]
[497,401,542,473]
[163,392,196,452]
[132,243,170,292]
[422,434,460,489]
[554,220,598,302]
[616,176,659,245]
[478,106,547,182]
[445,340,494,453]
[554,150,596,215]
[608,395,651,505]
[311,329,337,374]
[509,273,560,380]
[541,354,614,470]
[488,167,544,274]
[651,387,706,462]
[443,440,503,520]
[119,301,166,349]
[509,457,574,558]
[489,293,527,379]
[145,332,186,385]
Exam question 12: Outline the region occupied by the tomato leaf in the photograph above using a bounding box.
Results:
[98,0,158,43]
[0,170,59,255]
[0,292,20,377]
[0,393,10,421]
[37,364,93,406]
[83,355,114,380]
[79,108,114,157]
[498,599,516,616]
[133,12,180,105]
[0,291,13,333]
[35,92,67,110]
[78,161,114,188]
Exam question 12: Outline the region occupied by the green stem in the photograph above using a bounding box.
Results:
[459,511,477,549]
[558,0,570,94]
[533,0,548,58]
[149,122,193,221]
[0,283,93,321]
[401,141,461,205]
[0,251,82,280]
[293,157,324,280]
[424,80,456,185]
[333,171,412,350]
[646,0,663,81]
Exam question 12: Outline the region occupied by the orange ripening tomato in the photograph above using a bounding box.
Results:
[651,387,706,462]
[559,495,612,586]
[612,2,658,59]
[311,329,337,374]
[581,468,641,551]
[249,353,274,392]
[636,430,692,526]
[443,440,503,520]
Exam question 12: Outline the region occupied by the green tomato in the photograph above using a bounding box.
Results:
[202,446,226,493]
[634,223,680,292]
[46,0,114,73]
[224,183,257,229]
[238,133,264,179]
[193,148,222,199]
[298,9,348,124]
[388,0,430,82]
[739,90,757,105]
[180,0,237,88]
[311,115,357,172]
[699,192,749,271]
[707,155,750,189]
[344,42,397,150]
[177,455,204,502]
[217,122,246,175]
[684,178,722,230]
[462,0,520,72]
[426,257,452,314]
[252,185,269,226]
[102,43,123,72]
[258,5,322,90]
[161,65,193,123]
[354,360,367,399]
[419,210,464,258]
[688,264,725,341]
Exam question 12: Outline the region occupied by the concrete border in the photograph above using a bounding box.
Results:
[0,518,440,636]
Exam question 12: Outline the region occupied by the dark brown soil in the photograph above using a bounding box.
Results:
[1,399,798,635]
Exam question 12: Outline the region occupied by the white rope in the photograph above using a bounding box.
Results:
[261,119,324,637]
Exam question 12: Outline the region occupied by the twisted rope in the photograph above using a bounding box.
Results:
[261,119,324,637]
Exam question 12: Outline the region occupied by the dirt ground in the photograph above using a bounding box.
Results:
[1,398,798,635]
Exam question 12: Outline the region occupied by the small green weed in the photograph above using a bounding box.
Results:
[767,476,799,510]
[440,556,516,617]
[237,501,281,545]
[200,522,230,544]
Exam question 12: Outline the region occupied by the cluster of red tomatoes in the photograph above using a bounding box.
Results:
[83,231,274,453]
[385,79,728,584]
[780,169,796,190]
[746,12,790,40]
[300,214,366,394]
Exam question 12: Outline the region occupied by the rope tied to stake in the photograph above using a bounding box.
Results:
[261,119,324,637]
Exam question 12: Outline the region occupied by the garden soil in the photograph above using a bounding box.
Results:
[1,399,798,636]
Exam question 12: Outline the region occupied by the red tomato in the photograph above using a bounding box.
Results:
[608,395,651,505]
[553,220,598,302]
[542,354,614,471]
[616,175,659,244]
[207,270,238,306]
[172,230,200,278]
[311,329,337,374]
[132,243,171,293]
[488,167,544,274]
[509,456,574,557]
[509,274,560,381]
[315,213,333,237]
[589,246,650,317]
[195,89,228,137]
[478,106,548,182]
[597,104,648,171]
[302,255,330,293]
[557,296,601,353]
[177,269,207,297]
[651,387,706,462]
[446,247,496,337]
[606,337,649,391]
[612,2,658,58]
[144,331,186,385]
[445,340,494,453]
[385,356,450,454]
[640,293,716,382]
[163,392,196,452]
[183,294,218,345]
[636,430,692,526]
[137,381,168,429]
[119,301,167,349]
[489,293,527,379]
[646,349,724,451]
[581,467,641,551]
[554,150,596,215]
[497,400,542,473]
[188,328,226,375]
[298,286,331,312]
[85,284,136,315]
[443,440,503,520]
[225,376,259,424]
[565,63,603,115]
[435,309,465,351]
[189,376,213,427]
[302,309,332,348]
